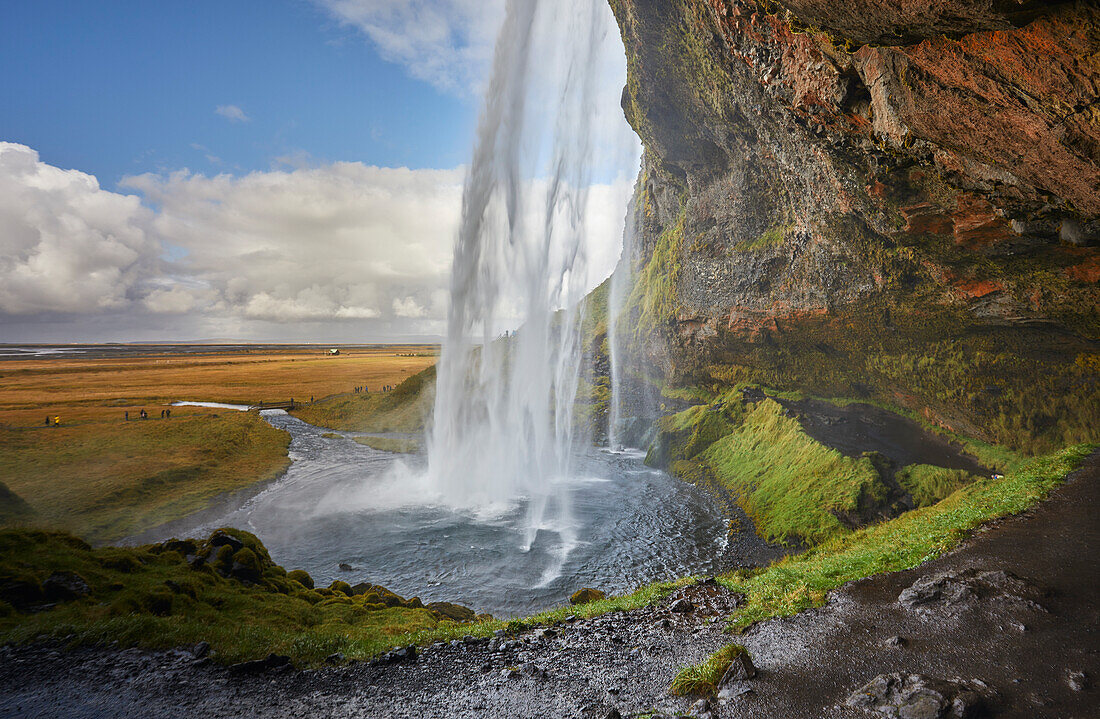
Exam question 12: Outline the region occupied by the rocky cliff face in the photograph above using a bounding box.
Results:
[608,0,1099,453]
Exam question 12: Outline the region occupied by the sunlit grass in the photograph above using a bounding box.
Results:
[0,411,290,542]
[669,642,748,696]
[699,399,885,544]
[667,443,1092,692]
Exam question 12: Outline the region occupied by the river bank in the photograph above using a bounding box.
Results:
[2,449,1093,718]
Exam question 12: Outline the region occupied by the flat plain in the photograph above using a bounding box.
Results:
[0,345,437,542]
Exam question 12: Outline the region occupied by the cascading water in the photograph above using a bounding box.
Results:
[425,0,613,576]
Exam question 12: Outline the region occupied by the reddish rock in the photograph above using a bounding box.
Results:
[953,279,1003,300]
[1065,257,1100,284]
[902,203,954,236]
[951,194,1012,248]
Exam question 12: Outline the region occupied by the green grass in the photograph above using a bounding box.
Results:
[1,442,1090,672]
[896,464,980,507]
[716,443,1093,630]
[666,443,1093,692]
[669,642,749,696]
[0,524,693,668]
[352,435,420,454]
[292,365,435,433]
[698,399,888,545]
[0,412,291,543]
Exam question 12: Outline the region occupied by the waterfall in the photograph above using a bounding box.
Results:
[425,0,614,569]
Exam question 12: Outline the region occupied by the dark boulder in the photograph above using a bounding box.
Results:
[846,673,990,718]
[0,574,43,610]
[899,569,1047,613]
[427,601,476,622]
[42,571,90,601]
[207,530,244,553]
[670,598,695,613]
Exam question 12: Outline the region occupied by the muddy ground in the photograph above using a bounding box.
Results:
[2,451,1095,718]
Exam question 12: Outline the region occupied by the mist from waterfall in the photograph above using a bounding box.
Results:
[425,0,624,574]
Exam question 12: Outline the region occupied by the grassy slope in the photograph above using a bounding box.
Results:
[0,528,443,666]
[0,526,691,667]
[670,442,1093,694]
[698,399,887,544]
[291,365,435,432]
[0,410,290,543]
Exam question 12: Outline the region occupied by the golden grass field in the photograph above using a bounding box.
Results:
[0,346,437,543]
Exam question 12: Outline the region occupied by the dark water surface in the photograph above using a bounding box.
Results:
[147,411,734,617]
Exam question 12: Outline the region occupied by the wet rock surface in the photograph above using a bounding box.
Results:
[0,454,1095,718]
[845,673,992,719]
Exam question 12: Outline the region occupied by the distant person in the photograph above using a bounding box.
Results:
[310,396,314,403]
[54,416,60,426]
[45,416,50,426]
[160,409,165,419]
[166,409,171,419]
[124,411,129,421]
[140,409,147,420]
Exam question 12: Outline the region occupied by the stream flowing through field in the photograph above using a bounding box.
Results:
[157,409,737,617]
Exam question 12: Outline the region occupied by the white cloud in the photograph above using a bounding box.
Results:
[215,104,250,123]
[315,0,505,94]
[393,296,427,317]
[0,142,636,340]
[0,142,159,315]
[122,162,466,327]
[143,285,201,314]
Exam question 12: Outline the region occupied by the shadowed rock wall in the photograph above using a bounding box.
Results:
[608,0,1099,452]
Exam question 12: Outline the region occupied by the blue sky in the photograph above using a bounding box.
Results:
[0,0,477,187]
[0,0,637,343]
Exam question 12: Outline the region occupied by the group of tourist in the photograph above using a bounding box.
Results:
[122,408,170,421]
[353,384,396,394]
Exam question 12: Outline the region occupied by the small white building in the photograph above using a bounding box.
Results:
[329,348,340,355]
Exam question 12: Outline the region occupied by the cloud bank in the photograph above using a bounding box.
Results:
[0,142,633,342]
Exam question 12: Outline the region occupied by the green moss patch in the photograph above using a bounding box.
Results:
[627,209,686,338]
[698,399,888,545]
[896,464,980,507]
[0,526,472,666]
[669,642,750,696]
[717,443,1092,631]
